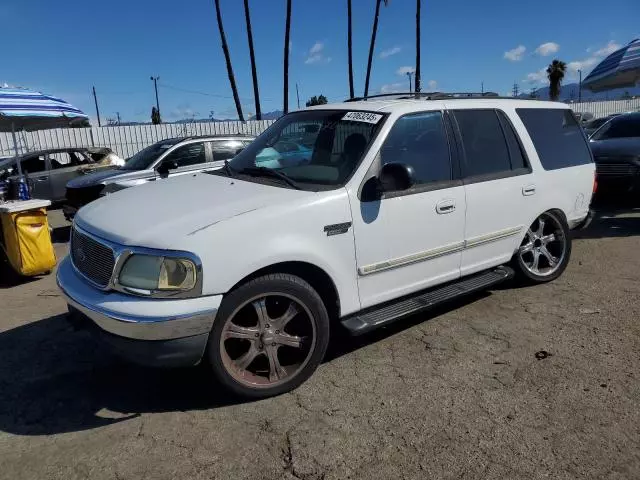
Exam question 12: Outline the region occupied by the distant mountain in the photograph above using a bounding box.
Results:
[249,110,283,120]
[519,83,640,102]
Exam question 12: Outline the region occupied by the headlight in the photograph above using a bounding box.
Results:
[117,254,198,295]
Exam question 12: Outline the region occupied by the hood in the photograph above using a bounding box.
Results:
[75,173,312,247]
[66,168,126,188]
[589,137,640,159]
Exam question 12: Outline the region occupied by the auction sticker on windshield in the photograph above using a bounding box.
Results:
[342,111,383,124]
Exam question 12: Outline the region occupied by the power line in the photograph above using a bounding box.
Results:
[158,82,277,103]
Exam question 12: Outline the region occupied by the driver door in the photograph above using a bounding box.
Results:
[156,141,209,179]
[350,110,466,309]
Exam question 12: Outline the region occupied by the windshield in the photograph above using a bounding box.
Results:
[591,113,640,141]
[226,110,385,188]
[120,139,180,170]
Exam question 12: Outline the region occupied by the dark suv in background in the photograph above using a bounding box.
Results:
[589,112,640,197]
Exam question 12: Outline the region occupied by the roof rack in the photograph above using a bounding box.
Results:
[344,91,507,102]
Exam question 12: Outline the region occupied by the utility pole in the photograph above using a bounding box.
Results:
[407,71,414,93]
[116,112,121,125]
[296,83,300,109]
[92,86,101,127]
[578,69,582,103]
[150,76,160,118]
[512,82,519,97]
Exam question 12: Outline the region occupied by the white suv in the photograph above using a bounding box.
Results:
[57,95,595,398]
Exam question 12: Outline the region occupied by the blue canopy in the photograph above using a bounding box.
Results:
[582,39,640,92]
[0,87,88,132]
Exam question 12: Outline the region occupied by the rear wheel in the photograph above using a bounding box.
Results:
[514,211,571,283]
[206,273,330,399]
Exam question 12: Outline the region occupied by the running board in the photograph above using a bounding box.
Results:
[341,266,514,336]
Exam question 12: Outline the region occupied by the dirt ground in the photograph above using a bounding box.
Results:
[0,205,639,480]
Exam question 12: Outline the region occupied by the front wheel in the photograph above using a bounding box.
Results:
[206,273,330,399]
[513,210,571,283]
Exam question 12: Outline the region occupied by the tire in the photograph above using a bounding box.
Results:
[512,210,572,284]
[206,273,330,399]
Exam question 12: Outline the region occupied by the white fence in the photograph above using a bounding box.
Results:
[568,98,640,119]
[2,98,640,158]
[0,120,275,158]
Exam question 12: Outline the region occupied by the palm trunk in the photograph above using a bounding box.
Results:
[414,0,421,93]
[243,0,261,120]
[283,0,292,114]
[214,0,244,121]
[363,0,382,97]
[347,0,354,99]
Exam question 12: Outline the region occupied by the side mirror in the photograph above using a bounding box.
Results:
[156,160,178,176]
[378,162,415,192]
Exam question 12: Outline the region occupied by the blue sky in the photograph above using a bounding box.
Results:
[2,0,639,123]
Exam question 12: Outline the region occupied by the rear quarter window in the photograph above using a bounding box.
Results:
[516,108,592,170]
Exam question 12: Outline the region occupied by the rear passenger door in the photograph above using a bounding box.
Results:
[451,109,537,276]
[209,140,248,170]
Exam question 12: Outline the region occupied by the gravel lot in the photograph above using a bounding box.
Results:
[1,205,639,480]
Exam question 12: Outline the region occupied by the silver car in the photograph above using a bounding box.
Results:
[64,135,255,220]
[0,147,124,202]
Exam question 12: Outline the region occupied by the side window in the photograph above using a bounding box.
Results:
[453,110,511,177]
[49,152,73,169]
[69,150,92,165]
[21,155,47,174]
[516,108,592,170]
[162,142,206,167]
[496,111,528,170]
[211,140,245,161]
[380,111,451,184]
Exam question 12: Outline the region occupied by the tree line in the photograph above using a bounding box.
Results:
[213,0,423,120]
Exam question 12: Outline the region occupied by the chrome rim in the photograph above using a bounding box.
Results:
[519,213,566,277]
[219,293,316,388]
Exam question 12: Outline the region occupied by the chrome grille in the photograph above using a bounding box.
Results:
[71,227,115,287]
[595,162,639,177]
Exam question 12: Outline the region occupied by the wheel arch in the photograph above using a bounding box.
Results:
[227,261,341,322]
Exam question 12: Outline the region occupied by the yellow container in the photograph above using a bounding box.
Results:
[1,208,56,276]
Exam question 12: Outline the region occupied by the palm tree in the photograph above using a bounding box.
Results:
[283,0,292,114]
[547,59,567,101]
[414,0,421,93]
[214,0,244,121]
[243,0,261,120]
[363,0,389,97]
[347,0,354,99]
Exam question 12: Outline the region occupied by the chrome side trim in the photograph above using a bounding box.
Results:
[358,241,465,276]
[357,225,523,276]
[464,225,523,249]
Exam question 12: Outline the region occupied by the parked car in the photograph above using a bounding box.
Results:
[583,113,620,137]
[589,112,640,195]
[63,135,255,220]
[0,147,123,203]
[57,96,594,399]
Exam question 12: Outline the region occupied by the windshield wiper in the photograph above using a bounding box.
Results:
[223,160,235,178]
[237,166,301,190]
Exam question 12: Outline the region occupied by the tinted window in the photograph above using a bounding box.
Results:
[454,110,511,176]
[21,155,47,174]
[517,108,592,169]
[121,139,181,171]
[162,142,206,167]
[211,140,246,161]
[496,110,528,170]
[48,152,72,169]
[590,113,640,140]
[380,111,451,184]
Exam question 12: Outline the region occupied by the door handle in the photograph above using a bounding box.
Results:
[522,185,536,196]
[436,199,456,214]
[35,176,48,182]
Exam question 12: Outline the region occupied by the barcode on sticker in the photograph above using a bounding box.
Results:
[342,111,383,124]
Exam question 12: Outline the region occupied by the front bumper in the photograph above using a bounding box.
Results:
[57,255,222,366]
